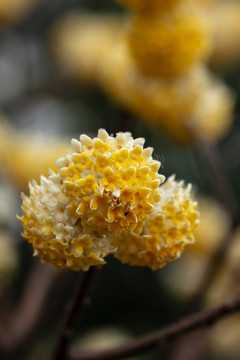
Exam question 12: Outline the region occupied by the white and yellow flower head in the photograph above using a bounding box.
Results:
[19,130,199,271]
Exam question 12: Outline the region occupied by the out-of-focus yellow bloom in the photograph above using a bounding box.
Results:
[205,226,240,307]
[101,40,234,143]
[119,0,240,72]
[51,13,124,84]
[192,197,231,254]
[19,130,199,271]
[127,2,211,78]
[188,77,234,142]
[0,0,40,24]
[52,13,234,143]
[208,0,240,70]
[7,135,71,190]
[159,197,231,299]
[0,121,71,190]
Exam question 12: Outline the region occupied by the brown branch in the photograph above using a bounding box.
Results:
[0,261,57,355]
[69,292,240,360]
[52,266,97,360]
[169,329,208,360]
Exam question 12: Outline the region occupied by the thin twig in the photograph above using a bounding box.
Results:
[53,266,97,360]
[69,292,240,360]
[169,329,208,360]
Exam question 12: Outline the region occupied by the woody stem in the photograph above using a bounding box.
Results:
[52,266,97,360]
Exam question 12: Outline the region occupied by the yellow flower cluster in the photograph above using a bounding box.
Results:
[19,130,199,271]
[0,0,40,24]
[126,2,211,78]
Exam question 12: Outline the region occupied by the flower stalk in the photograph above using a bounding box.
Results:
[53,266,98,360]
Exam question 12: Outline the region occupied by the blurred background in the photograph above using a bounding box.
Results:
[0,0,240,359]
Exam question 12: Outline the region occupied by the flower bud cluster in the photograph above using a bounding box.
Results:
[19,130,199,271]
